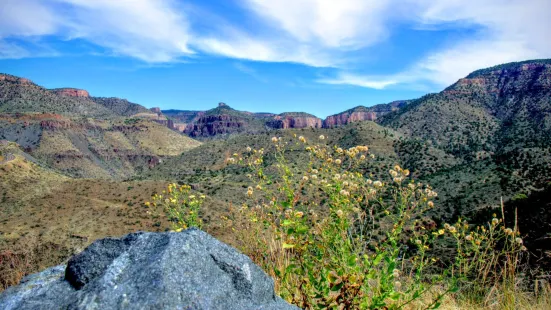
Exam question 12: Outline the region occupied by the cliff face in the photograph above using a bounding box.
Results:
[323,101,409,127]
[0,74,33,85]
[267,113,322,129]
[445,61,551,97]
[51,88,90,98]
[185,114,247,138]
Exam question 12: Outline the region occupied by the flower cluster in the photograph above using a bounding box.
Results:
[147,183,204,230]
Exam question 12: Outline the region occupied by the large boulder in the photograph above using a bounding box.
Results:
[0,229,297,310]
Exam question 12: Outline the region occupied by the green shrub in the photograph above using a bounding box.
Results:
[147,184,204,231]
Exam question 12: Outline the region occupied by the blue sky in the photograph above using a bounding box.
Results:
[1,0,550,118]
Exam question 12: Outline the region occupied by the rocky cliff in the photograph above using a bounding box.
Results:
[51,88,90,98]
[267,112,322,129]
[166,104,325,138]
[323,101,409,127]
[185,114,247,137]
[0,229,296,310]
[0,74,33,85]
[182,104,267,139]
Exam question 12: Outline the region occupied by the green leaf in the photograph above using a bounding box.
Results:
[285,264,297,274]
[347,255,357,267]
[282,243,295,249]
[281,220,293,226]
[373,254,383,266]
[296,225,309,234]
[330,282,344,292]
[387,261,396,274]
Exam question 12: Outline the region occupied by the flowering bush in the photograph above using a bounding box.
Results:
[149,134,533,309]
[147,183,204,231]
[223,135,455,309]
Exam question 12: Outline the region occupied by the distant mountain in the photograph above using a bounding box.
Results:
[379,59,551,217]
[324,100,410,127]
[266,112,322,129]
[0,114,201,179]
[163,101,410,138]
[183,103,268,139]
[91,97,153,117]
[165,103,323,139]
[380,59,551,156]
[0,73,200,178]
[0,73,157,118]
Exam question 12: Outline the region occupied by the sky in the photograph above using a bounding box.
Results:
[1,0,550,118]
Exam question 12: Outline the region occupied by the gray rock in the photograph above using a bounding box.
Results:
[0,229,298,310]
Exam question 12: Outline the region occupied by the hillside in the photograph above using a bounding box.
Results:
[379,59,551,218]
[0,73,158,119]
[143,122,408,226]
[91,97,154,117]
[0,74,113,118]
[0,113,201,179]
[380,60,551,155]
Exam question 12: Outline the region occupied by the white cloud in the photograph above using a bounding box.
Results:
[0,0,193,62]
[408,0,551,86]
[1,0,550,90]
[0,41,30,59]
[319,0,551,89]
[243,0,391,49]
[195,35,339,67]
[0,0,58,37]
[57,0,193,62]
[318,73,397,90]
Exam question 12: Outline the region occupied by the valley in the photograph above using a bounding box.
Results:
[1,59,550,293]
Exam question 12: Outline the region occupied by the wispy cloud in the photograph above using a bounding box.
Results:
[0,0,193,62]
[0,41,30,59]
[233,62,268,83]
[318,73,397,90]
[318,0,551,89]
[242,0,391,49]
[1,0,550,90]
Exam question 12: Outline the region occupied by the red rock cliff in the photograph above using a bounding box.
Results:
[268,115,322,129]
[51,88,90,97]
[0,74,33,85]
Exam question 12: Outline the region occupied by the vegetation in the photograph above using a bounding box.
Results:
[1,61,550,310]
[151,136,547,309]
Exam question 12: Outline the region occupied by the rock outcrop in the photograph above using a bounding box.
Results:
[323,101,409,127]
[51,88,90,98]
[185,114,247,137]
[444,60,551,96]
[0,229,296,310]
[0,74,33,85]
[267,113,322,129]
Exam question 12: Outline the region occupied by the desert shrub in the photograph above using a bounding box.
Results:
[150,135,543,309]
[224,135,537,309]
[147,184,204,230]
[225,135,455,308]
